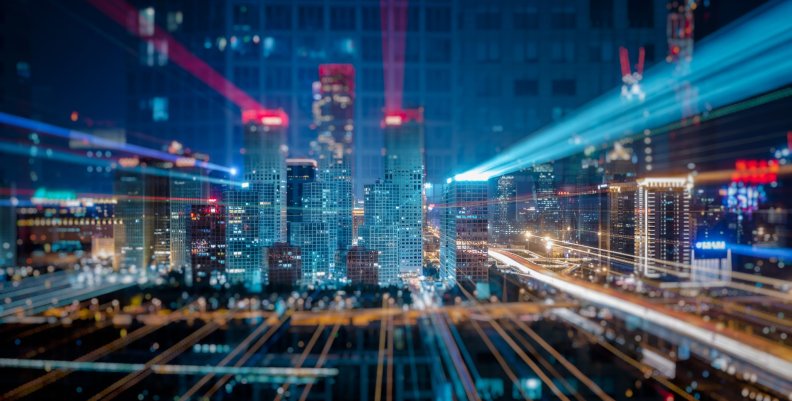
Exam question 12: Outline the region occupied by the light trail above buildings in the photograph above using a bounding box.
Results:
[460,0,792,179]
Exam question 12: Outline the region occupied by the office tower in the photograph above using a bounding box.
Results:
[189,201,226,286]
[292,181,338,283]
[286,158,317,239]
[347,246,379,286]
[266,243,302,287]
[440,178,489,285]
[601,182,637,271]
[352,206,364,244]
[382,109,425,276]
[359,181,399,284]
[490,175,517,245]
[635,177,692,278]
[169,151,208,272]
[114,162,147,270]
[225,182,264,290]
[531,162,561,238]
[309,64,354,275]
[242,109,288,249]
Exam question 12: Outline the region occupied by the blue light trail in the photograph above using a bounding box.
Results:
[461,0,792,179]
[0,111,235,175]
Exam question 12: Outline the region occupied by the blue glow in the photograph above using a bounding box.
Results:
[452,173,490,182]
[0,111,235,174]
[727,244,792,261]
[460,0,792,178]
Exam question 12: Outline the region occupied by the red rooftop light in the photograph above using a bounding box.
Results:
[242,109,289,127]
[382,108,424,127]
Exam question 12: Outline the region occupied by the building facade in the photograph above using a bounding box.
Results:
[635,177,692,278]
[440,179,489,285]
[346,246,379,286]
[190,202,226,286]
[267,242,302,286]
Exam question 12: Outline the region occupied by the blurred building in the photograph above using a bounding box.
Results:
[266,242,302,286]
[440,179,488,285]
[346,246,379,286]
[17,192,114,267]
[602,182,637,272]
[169,149,209,272]
[531,162,562,238]
[635,177,692,278]
[490,175,517,245]
[189,201,226,286]
[122,0,668,195]
[292,181,338,283]
[382,109,425,277]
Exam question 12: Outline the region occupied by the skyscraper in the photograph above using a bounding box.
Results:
[241,109,289,248]
[225,182,264,290]
[308,64,355,277]
[440,178,489,285]
[189,201,226,286]
[169,150,208,272]
[531,162,562,239]
[359,181,399,284]
[635,177,692,278]
[382,109,425,277]
[602,182,637,272]
[490,175,517,245]
[285,158,317,240]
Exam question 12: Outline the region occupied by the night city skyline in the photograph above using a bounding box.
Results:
[1,0,792,400]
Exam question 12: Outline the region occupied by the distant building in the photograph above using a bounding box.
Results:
[440,179,489,285]
[490,175,517,245]
[113,162,147,270]
[635,177,692,278]
[225,182,264,290]
[169,150,209,272]
[292,181,338,282]
[285,158,317,239]
[531,163,562,238]
[17,194,114,267]
[189,202,226,286]
[267,243,302,287]
[346,246,379,286]
[601,183,637,272]
[359,181,399,284]
[382,109,425,277]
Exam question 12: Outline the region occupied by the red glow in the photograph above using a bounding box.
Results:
[732,159,779,185]
[88,0,261,112]
[382,108,424,127]
[241,109,289,127]
[787,131,792,150]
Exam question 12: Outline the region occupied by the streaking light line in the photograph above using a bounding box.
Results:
[0,111,233,174]
[489,250,792,383]
[87,0,261,112]
[462,0,792,178]
[0,358,337,378]
[0,140,242,188]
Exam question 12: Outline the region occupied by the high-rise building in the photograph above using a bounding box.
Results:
[635,177,692,278]
[601,182,637,272]
[308,64,355,276]
[169,150,208,272]
[0,175,16,267]
[123,0,668,197]
[346,246,379,286]
[225,182,264,290]
[292,181,338,282]
[440,178,489,285]
[490,175,517,245]
[359,181,399,284]
[266,242,302,287]
[382,109,425,276]
[189,201,226,286]
[285,158,317,239]
[113,160,147,270]
[531,162,562,238]
[242,109,288,249]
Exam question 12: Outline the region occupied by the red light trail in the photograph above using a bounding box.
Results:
[87,0,263,113]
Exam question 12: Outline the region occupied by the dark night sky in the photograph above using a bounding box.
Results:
[30,1,126,127]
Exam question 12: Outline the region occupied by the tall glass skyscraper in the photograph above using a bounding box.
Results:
[359,181,399,284]
[382,109,425,277]
[635,177,692,278]
[440,178,488,285]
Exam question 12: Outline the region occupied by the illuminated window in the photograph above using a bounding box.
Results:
[152,97,169,121]
[138,7,155,37]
